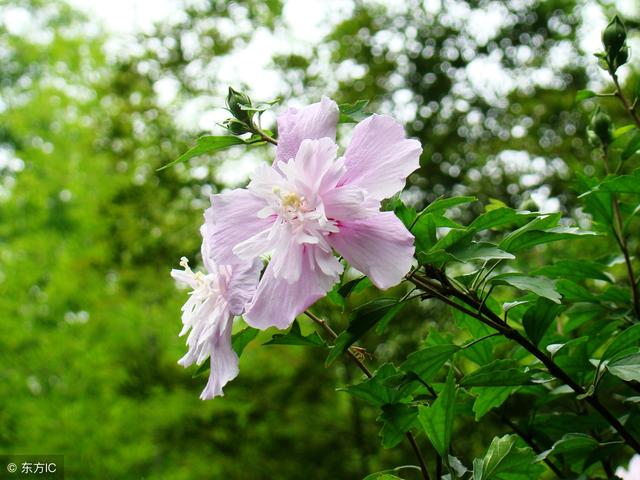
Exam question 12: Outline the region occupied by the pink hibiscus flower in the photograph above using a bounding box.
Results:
[171,220,260,399]
[206,97,422,330]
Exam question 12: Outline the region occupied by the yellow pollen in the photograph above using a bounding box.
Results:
[281,192,303,209]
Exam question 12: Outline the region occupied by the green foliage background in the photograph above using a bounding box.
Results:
[0,0,638,478]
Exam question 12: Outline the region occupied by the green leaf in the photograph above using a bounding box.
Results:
[468,207,535,231]
[602,324,640,361]
[326,298,400,366]
[232,326,259,356]
[622,133,640,160]
[575,89,596,101]
[158,135,246,170]
[412,212,438,253]
[401,344,460,383]
[473,434,544,480]
[393,200,417,229]
[363,472,405,480]
[448,242,515,262]
[263,320,325,347]
[417,371,456,458]
[471,386,516,420]
[422,195,477,214]
[378,403,419,448]
[340,363,415,406]
[338,100,370,123]
[606,352,640,382]
[533,260,613,283]
[192,358,211,378]
[491,273,561,304]
[522,298,564,346]
[460,359,532,387]
[337,276,370,299]
[588,169,640,194]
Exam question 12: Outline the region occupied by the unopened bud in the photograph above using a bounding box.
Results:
[614,45,629,69]
[590,107,613,146]
[519,198,539,212]
[226,87,252,123]
[602,16,626,56]
[222,118,250,135]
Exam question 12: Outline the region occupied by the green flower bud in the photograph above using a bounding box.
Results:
[226,87,252,123]
[614,45,629,69]
[602,16,626,56]
[590,107,613,146]
[222,118,250,135]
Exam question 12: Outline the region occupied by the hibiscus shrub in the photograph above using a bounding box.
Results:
[167,17,640,480]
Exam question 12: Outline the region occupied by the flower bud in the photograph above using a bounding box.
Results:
[602,16,626,56]
[226,87,252,123]
[614,45,629,69]
[222,118,250,135]
[519,198,539,212]
[590,107,613,146]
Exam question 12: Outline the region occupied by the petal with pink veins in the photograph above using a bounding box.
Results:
[206,189,274,265]
[329,212,414,289]
[276,97,339,163]
[244,244,342,330]
[340,114,422,200]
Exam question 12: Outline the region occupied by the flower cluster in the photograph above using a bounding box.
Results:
[172,97,422,399]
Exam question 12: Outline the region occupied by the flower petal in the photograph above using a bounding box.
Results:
[199,323,239,400]
[276,97,339,163]
[340,114,422,200]
[323,184,378,220]
[226,259,262,316]
[244,245,342,330]
[329,212,414,289]
[206,189,274,265]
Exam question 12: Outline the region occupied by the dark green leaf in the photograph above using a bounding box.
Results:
[460,359,532,387]
[602,324,640,361]
[263,320,325,347]
[326,299,400,366]
[586,169,640,195]
[491,273,561,304]
[606,352,640,382]
[522,298,564,346]
[340,364,415,406]
[232,326,259,356]
[622,132,640,160]
[533,260,613,283]
[473,434,544,480]
[378,403,418,449]
[418,370,456,458]
[471,387,516,420]
[422,195,477,214]
[448,242,515,262]
[468,208,535,231]
[401,344,460,383]
[158,135,246,170]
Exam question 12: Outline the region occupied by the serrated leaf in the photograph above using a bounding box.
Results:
[158,135,246,170]
[418,371,456,458]
[263,320,325,347]
[401,344,460,383]
[471,386,516,420]
[522,298,564,346]
[491,273,561,304]
[460,359,532,387]
[377,403,419,448]
[338,100,370,123]
[326,299,400,366]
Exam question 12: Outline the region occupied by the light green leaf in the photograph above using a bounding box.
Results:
[339,100,370,123]
[575,89,596,101]
[473,434,544,480]
[602,324,640,361]
[606,353,640,382]
[533,260,613,283]
[158,135,246,170]
[622,133,640,160]
[448,242,515,262]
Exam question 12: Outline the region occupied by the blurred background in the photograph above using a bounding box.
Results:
[0,0,638,478]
